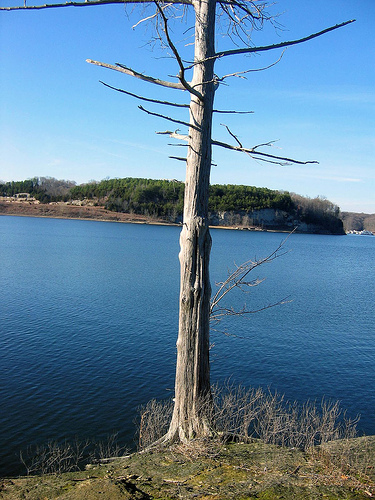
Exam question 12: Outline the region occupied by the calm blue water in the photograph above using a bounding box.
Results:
[0,216,374,476]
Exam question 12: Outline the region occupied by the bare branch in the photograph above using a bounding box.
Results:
[214,19,355,60]
[220,0,264,22]
[100,81,252,116]
[212,136,319,165]
[169,156,187,161]
[138,105,199,130]
[153,0,203,100]
[99,81,190,108]
[211,256,280,313]
[210,296,292,322]
[217,50,285,82]
[86,59,186,91]
[157,132,220,166]
[181,19,355,70]
[156,130,189,141]
[210,232,295,323]
[132,10,158,29]
[213,109,253,114]
[99,81,255,115]
[0,0,192,10]
[221,123,243,148]
[252,140,278,149]
[131,2,171,29]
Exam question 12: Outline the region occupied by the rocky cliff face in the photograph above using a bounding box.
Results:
[208,208,345,234]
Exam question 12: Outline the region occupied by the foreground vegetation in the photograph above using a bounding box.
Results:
[0,177,344,233]
[1,437,374,499]
[2,387,374,498]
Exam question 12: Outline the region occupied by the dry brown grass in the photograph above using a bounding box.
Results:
[137,384,359,453]
[19,434,128,476]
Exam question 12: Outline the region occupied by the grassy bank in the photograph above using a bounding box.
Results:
[1,437,374,499]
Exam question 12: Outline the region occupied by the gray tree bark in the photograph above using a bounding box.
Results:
[167,0,216,441]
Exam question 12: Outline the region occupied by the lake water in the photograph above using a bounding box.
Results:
[0,215,374,476]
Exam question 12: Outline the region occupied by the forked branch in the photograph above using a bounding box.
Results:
[210,296,291,323]
[215,19,355,60]
[213,125,318,165]
[216,50,285,83]
[210,233,294,323]
[183,19,355,68]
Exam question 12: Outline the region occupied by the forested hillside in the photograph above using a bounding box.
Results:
[0,177,293,213]
[0,177,345,233]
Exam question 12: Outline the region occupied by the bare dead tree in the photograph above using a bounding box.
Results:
[1,0,355,444]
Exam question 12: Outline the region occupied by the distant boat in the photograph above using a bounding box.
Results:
[347,230,374,236]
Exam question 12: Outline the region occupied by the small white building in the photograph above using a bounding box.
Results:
[14,193,35,200]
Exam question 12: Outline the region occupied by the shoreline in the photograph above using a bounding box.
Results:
[0,201,338,234]
[0,211,178,227]
[0,201,277,233]
[0,201,175,226]
[0,210,268,232]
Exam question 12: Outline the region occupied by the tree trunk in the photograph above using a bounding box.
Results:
[167,0,216,442]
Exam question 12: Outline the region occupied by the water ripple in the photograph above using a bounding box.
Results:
[1,217,374,476]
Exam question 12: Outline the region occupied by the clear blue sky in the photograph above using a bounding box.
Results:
[0,0,374,213]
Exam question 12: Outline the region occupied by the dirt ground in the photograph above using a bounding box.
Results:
[1,438,374,499]
[0,201,175,226]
